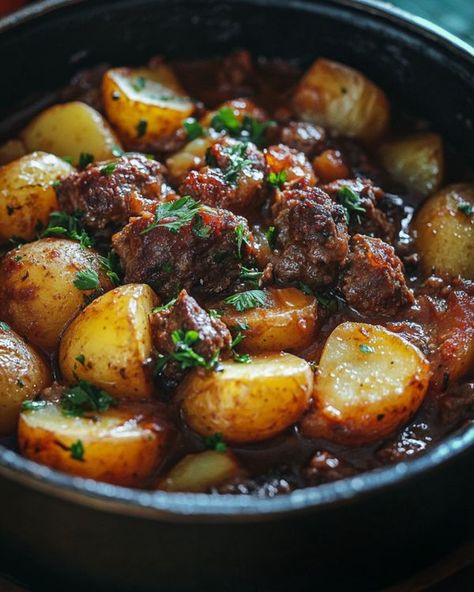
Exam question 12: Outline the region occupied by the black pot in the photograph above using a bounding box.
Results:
[0,2,473,590]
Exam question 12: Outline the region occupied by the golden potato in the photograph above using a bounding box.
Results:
[379,132,444,197]
[180,353,313,443]
[18,401,170,487]
[412,183,474,279]
[293,58,389,142]
[219,287,317,353]
[102,66,194,146]
[59,284,158,399]
[20,102,120,166]
[0,151,74,244]
[166,136,216,183]
[158,450,244,493]
[0,138,26,165]
[0,238,112,351]
[0,325,50,435]
[301,322,430,445]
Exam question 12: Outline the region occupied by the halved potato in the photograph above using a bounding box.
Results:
[412,183,474,279]
[59,284,158,399]
[102,66,194,146]
[293,58,389,142]
[180,353,313,443]
[0,138,26,165]
[218,287,318,353]
[379,132,444,197]
[166,136,216,184]
[158,450,244,493]
[20,102,120,166]
[301,322,430,445]
[0,151,74,243]
[0,325,50,435]
[0,238,112,351]
[18,401,170,487]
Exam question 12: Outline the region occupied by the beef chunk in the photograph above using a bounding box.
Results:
[439,382,474,427]
[264,144,316,187]
[376,422,434,464]
[57,154,170,233]
[303,451,359,486]
[321,178,400,244]
[279,121,327,156]
[271,186,349,288]
[180,137,266,211]
[151,289,231,383]
[112,201,255,300]
[342,234,414,316]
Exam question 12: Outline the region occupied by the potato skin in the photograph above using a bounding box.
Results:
[301,322,430,446]
[0,151,74,244]
[102,66,194,146]
[378,132,444,197]
[20,102,120,166]
[0,238,112,351]
[413,183,474,279]
[59,284,158,399]
[180,353,313,443]
[0,326,51,435]
[293,58,389,142]
[18,401,171,487]
[219,287,318,353]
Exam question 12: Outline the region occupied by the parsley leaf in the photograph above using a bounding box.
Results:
[183,117,204,141]
[337,186,365,224]
[137,119,148,138]
[79,152,94,169]
[73,269,100,291]
[155,329,220,374]
[69,440,85,461]
[75,354,86,366]
[0,321,10,331]
[208,309,222,319]
[61,380,116,417]
[234,222,249,258]
[204,432,227,452]
[132,76,146,92]
[99,251,121,286]
[359,344,375,353]
[192,214,212,239]
[152,297,177,313]
[40,210,93,249]
[267,170,288,189]
[224,289,267,312]
[240,266,262,287]
[233,351,252,364]
[315,291,338,313]
[100,162,117,175]
[22,400,48,411]
[298,282,313,295]
[211,107,241,134]
[140,196,200,235]
[265,226,277,249]
[210,107,274,147]
[458,201,473,217]
[222,142,253,184]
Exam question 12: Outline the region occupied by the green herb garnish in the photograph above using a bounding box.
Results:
[0,322,10,331]
[337,186,365,224]
[69,440,85,461]
[100,162,117,176]
[132,76,146,92]
[210,107,274,147]
[61,380,116,417]
[140,196,200,235]
[73,269,100,291]
[359,344,375,354]
[267,170,288,189]
[192,214,212,239]
[79,152,94,169]
[40,210,93,249]
[155,329,220,374]
[234,222,249,258]
[224,289,267,312]
[99,251,121,286]
[222,142,252,184]
[265,226,277,249]
[137,119,148,138]
[458,202,473,217]
[183,117,204,141]
[204,432,227,453]
[152,297,177,314]
[21,400,48,411]
[75,354,86,366]
[240,266,262,287]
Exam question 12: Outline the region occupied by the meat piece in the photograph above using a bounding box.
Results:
[151,289,231,383]
[112,201,255,300]
[303,451,359,486]
[439,382,474,427]
[57,154,170,233]
[264,144,316,188]
[321,177,400,243]
[342,234,414,316]
[271,185,349,288]
[279,121,326,156]
[180,137,266,211]
[376,422,434,464]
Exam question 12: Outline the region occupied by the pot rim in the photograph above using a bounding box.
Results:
[0,0,473,523]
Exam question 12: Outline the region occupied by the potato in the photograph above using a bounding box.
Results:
[59,284,157,399]
[0,238,112,351]
[20,102,120,166]
[180,353,313,443]
[301,322,430,445]
[412,183,474,279]
[0,151,74,244]
[379,132,444,197]
[102,66,194,146]
[293,58,389,142]
[219,287,317,353]
[18,401,170,487]
[0,138,26,165]
[200,98,267,128]
[158,450,244,493]
[166,136,216,183]
[0,325,50,435]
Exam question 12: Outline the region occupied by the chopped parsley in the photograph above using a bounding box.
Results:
[359,344,375,354]
[0,322,10,331]
[298,282,313,295]
[16,379,25,388]
[267,170,288,189]
[315,291,338,313]
[61,380,116,416]
[73,269,100,291]
[111,144,124,157]
[208,309,222,319]
[155,329,219,374]
[224,289,267,312]
[152,297,177,313]
[240,266,263,287]
[40,210,93,249]
[233,351,252,364]
[211,107,241,134]
[99,251,121,286]
[100,162,117,175]
[192,214,212,239]
[234,222,249,258]
[21,400,48,411]
[337,186,365,224]
[222,142,253,184]
[79,152,94,169]
[69,440,85,461]
[140,196,200,235]
[458,201,473,217]
[183,117,204,141]
[132,76,146,92]
[137,119,148,138]
[62,156,73,165]
[265,225,277,249]
[210,107,274,147]
[75,354,86,366]
[204,432,227,453]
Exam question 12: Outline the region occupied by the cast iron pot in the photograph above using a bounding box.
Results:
[0,1,473,590]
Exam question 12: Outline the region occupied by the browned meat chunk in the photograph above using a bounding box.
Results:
[342,234,414,316]
[271,186,349,288]
[151,289,232,383]
[112,199,255,300]
[57,154,170,233]
[303,451,359,486]
[279,121,327,156]
[264,144,316,188]
[180,138,266,211]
